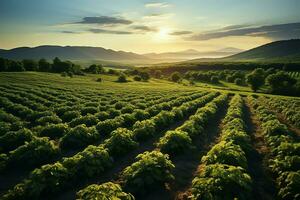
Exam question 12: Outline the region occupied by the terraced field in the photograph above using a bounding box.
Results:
[0,72,299,200]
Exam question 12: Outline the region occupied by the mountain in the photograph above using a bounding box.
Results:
[0,45,148,64]
[143,48,242,61]
[185,39,300,63]
[224,39,300,61]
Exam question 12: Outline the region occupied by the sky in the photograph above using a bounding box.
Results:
[0,0,300,53]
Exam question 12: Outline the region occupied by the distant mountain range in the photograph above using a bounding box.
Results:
[0,45,148,63]
[0,45,242,64]
[0,39,300,65]
[143,47,242,61]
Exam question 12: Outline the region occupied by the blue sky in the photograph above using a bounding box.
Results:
[0,0,299,53]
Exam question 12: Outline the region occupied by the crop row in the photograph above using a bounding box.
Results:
[1,92,217,199]
[0,92,206,173]
[190,95,253,200]
[261,96,300,128]
[75,94,229,199]
[248,96,299,199]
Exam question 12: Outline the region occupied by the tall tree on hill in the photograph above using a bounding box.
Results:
[246,68,265,92]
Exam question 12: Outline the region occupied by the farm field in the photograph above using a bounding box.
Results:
[0,72,299,200]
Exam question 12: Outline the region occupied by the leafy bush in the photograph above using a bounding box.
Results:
[201,141,248,169]
[95,111,110,120]
[96,117,124,135]
[76,182,134,200]
[132,120,156,141]
[69,114,99,127]
[158,130,192,155]
[81,107,98,115]
[121,151,174,194]
[60,125,100,149]
[6,137,59,168]
[61,110,81,122]
[104,128,138,157]
[36,115,62,125]
[39,123,69,139]
[117,73,127,83]
[0,128,33,153]
[133,75,142,81]
[191,164,252,200]
[62,145,112,180]
[277,171,300,200]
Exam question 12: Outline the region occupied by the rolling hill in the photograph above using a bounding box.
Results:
[188,39,300,63]
[0,45,148,64]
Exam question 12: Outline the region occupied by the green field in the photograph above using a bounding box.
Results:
[0,72,299,200]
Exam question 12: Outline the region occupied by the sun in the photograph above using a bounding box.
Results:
[154,27,171,41]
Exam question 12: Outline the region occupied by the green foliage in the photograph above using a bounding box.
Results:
[0,128,33,153]
[118,73,127,83]
[121,151,175,194]
[60,125,99,149]
[170,72,181,82]
[104,128,138,157]
[201,141,248,169]
[39,123,69,139]
[158,130,192,155]
[191,164,252,200]
[6,137,59,168]
[246,68,265,92]
[132,119,156,141]
[133,75,142,81]
[76,182,134,200]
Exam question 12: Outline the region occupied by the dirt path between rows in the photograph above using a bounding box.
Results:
[244,99,276,200]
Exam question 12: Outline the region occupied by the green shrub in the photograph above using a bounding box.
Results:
[81,107,98,115]
[201,141,248,169]
[7,137,59,168]
[62,145,112,180]
[104,128,138,157]
[61,110,81,122]
[69,114,99,127]
[76,182,134,200]
[96,117,124,135]
[277,171,300,200]
[191,164,252,200]
[39,123,69,139]
[132,120,156,141]
[60,125,99,149]
[121,151,174,194]
[158,130,192,155]
[0,128,33,153]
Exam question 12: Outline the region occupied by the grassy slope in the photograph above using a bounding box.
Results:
[0,72,299,100]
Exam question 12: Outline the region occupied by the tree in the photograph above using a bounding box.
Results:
[0,58,8,71]
[133,75,142,81]
[9,61,25,71]
[140,71,150,81]
[170,72,181,82]
[38,59,51,72]
[266,71,297,95]
[117,73,127,82]
[22,59,38,71]
[86,64,104,74]
[210,76,219,84]
[154,70,162,78]
[234,78,243,86]
[246,68,265,92]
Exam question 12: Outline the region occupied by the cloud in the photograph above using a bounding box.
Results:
[143,13,173,20]
[187,22,300,41]
[170,31,193,36]
[61,31,79,34]
[88,28,133,34]
[131,25,157,32]
[76,16,132,25]
[145,2,171,8]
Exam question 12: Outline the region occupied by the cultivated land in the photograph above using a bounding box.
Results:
[0,72,299,200]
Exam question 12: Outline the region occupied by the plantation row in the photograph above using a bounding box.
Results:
[1,92,220,199]
[0,91,208,174]
[75,93,229,199]
[72,94,300,200]
[261,96,300,128]
[248,96,299,200]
